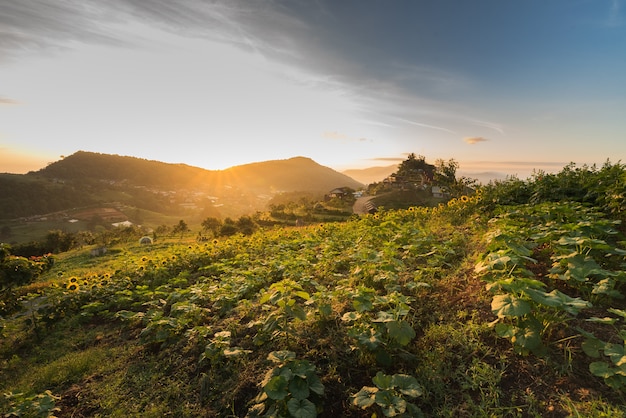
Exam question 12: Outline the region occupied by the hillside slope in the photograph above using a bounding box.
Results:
[0,151,362,220]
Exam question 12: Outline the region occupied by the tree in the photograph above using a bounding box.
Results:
[434,158,477,197]
[201,217,222,237]
[172,220,189,239]
[397,153,435,183]
[236,216,258,235]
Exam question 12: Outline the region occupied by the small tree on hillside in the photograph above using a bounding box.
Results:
[201,217,222,237]
[434,158,477,197]
[172,220,189,239]
[397,153,435,183]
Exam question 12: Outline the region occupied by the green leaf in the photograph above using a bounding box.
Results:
[294,291,311,300]
[264,376,289,400]
[372,372,394,390]
[289,376,310,400]
[373,311,395,323]
[525,288,563,308]
[287,398,317,418]
[565,255,607,282]
[582,338,604,358]
[306,374,325,396]
[290,360,316,378]
[386,320,415,346]
[604,344,626,366]
[392,374,423,398]
[356,328,383,350]
[491,294,531,318]
[352,387,377,409]
[590,361,614,378]
[375,391,406,417]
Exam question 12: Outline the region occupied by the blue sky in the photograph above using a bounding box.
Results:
[1,0,625,179]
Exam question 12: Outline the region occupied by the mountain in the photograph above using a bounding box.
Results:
[342,164,398,184]
[35,151,362,193]
[0,151,363,221]
[222,156,363,193]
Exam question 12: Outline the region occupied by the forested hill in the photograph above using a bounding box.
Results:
[0,151,362,219]
[33,151,362,193]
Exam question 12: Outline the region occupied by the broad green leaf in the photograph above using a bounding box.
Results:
[604,344,626,366]
[289,376,310,400]
[290,360,316,378]
[592,279,622,298]
[504,240,533,257]
[565,255,607,282]
[264,376,288,400]
[294,291,311,301]
[386,320,416,346]
[288,303,307,321]
[353,294,375,312]
[352,387,377,409]
[590,361,614,378]
[582,338,604,358]
[373,311,395,323]
[375,391,406,417]
[356,328,382,350]
[495,323,515,339]
[513,325,542,352]
[287,398,317,418]
[527,289,590,315]
[372,372,394,390]
[525,288,563,308]
[392,374,423,398]
[306,373,325,396]
[491,294,531,318]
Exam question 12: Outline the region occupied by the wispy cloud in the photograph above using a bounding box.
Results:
[470,119,504,134]
[396,118,456,134]
[464,136,489,145]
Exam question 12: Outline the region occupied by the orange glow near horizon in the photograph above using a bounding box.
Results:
[0,148,54,174]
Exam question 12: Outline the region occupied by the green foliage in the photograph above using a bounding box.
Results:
[3,161,626,416]
[249,351,325,417]
[581,309,626,390]
[352,372,424,417]
[3,390,61,418]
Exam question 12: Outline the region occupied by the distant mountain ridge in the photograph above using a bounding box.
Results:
[342,164,399,184]
[35,151,363,192]
[0,151,363,220]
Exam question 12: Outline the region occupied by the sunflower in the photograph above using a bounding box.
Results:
[460,195,470,202]
[67,282,79,291]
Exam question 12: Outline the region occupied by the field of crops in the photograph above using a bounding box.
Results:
[2,162,626,417]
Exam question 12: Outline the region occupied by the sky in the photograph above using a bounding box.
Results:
[1,0,625,179]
